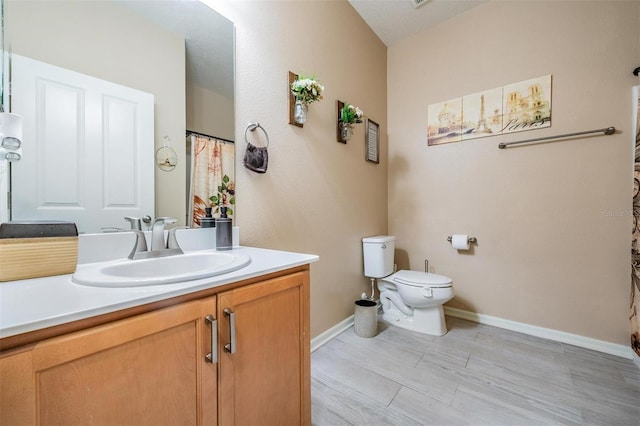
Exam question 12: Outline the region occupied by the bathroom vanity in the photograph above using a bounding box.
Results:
[0,238,317,426]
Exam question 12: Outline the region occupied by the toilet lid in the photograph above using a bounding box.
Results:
[392,270,452,288]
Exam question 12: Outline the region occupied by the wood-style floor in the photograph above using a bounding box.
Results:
[311,316,640,425]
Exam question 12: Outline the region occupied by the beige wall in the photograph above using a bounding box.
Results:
[13,0,632,346]
[5,0,186,227]
[388,1,639,345]
[210,0,388,337]
[186,83,234,141]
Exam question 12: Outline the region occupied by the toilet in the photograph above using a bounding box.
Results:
[362,236,454,336]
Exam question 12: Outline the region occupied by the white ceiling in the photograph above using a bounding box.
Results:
[348,0,487,46]
[117,0,487,99]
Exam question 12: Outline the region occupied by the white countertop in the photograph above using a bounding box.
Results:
[0,246,318,339]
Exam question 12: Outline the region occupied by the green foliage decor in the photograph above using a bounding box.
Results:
[210,174,235,216]
[341,103,364,124]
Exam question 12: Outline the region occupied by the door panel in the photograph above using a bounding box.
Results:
[10,54,154,233]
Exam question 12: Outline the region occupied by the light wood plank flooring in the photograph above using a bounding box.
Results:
[311,317,640,425]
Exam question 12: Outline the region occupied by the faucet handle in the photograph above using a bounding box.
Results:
[128,230,148,260]
[124,216,142,230]
[167,226,188,251]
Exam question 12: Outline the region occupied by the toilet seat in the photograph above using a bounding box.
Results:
[391,270,452,289]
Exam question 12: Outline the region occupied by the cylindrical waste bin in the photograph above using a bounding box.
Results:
[354,299,378,338]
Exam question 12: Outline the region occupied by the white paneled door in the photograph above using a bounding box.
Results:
[10,54,154,233]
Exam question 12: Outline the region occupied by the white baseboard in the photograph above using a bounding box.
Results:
[445,307,634,360]
[311,315,354,352]
[310,307,635,360]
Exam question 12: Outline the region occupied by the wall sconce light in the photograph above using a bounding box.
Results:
[0,112,23,162]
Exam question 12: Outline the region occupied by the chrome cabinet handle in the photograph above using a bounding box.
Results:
[224,308,236,354]
[205,315,217,363]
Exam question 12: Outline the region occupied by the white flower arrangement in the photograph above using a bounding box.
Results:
[341,103,364,124]
[291,76,325,104]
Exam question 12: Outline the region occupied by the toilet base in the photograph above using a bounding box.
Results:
[380,305,448,336]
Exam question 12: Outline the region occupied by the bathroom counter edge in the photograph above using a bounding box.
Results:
[0,246,319,346]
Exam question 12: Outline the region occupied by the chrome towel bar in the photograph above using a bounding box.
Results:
[498,126,615,149]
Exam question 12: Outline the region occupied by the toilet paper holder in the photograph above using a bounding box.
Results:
[447,235,477,244]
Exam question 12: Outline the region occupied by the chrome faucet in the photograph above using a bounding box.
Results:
[128,217,184,260]
[151,217,177,250]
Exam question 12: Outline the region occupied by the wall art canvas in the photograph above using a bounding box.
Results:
[461,87,503,140]
[502,75,552,134]
[427,74,552,146]
[427,97,462,145]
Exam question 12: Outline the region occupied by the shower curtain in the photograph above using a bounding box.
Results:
[188,134,235,227]
[632,86,640,357]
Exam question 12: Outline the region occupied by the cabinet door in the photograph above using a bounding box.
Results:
[218,271,311,426]
[30,296,217,426]
[0,347,35,425]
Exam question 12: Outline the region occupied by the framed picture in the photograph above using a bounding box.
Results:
[366,119,379,163]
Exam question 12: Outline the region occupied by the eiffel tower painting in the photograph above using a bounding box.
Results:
[461,87,503,140]
[475,94,492,133]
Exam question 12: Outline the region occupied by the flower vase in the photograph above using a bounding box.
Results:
[294,100,308,124]
[340,122,353,142]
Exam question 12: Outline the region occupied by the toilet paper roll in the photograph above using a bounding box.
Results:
[451,234,470,250]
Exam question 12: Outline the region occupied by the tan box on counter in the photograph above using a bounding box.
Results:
[0,222,79,282]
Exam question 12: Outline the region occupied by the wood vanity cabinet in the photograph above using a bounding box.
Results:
[0,267,311,426]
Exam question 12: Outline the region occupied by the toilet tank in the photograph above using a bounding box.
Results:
[362,235,396,278]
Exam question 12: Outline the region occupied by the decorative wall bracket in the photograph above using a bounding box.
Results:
[288,71,303,128]
[336,100,346,143]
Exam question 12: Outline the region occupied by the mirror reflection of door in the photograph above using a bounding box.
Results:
[10,54,154,233]
[2,0,235,231]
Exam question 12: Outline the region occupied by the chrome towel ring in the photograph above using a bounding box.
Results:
[244,122,269,148]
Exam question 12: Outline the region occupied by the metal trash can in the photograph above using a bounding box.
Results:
[354,299,378,338]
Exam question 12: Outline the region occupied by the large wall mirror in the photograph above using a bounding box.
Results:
[1,0,235,233]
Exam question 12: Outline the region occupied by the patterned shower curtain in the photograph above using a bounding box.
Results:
[632,88,640,357]
[188,134,235,227]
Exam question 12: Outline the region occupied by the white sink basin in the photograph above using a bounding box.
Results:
[72,251,251,287]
